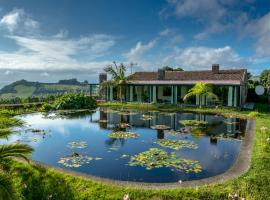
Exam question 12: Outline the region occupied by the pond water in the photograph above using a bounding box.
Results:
[6,108,247,183]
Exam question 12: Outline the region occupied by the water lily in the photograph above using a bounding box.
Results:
[123,194,130,200]
[260,126,268,133]
[109,131,139,139]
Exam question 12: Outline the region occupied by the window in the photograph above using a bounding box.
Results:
[163,86,171,96]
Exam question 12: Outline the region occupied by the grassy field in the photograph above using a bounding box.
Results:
[2,103,270,200]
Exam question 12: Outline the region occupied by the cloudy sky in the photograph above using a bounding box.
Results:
[0,0,269,88]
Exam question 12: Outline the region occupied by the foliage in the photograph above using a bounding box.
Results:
[128,148,202,172]
[109,131,139,139]
[183,82,219,106]
[103,62,129,102]
[156,139,198,150]
[179,119,208,127]
[260,69,270,89]
[150,125,171,130]
[58,155,102,168]
[248,111,260,118]
[162,66,184,71]
[0,111,33,200]
[42,93,97,110]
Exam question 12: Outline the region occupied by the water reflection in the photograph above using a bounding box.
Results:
[3,108,247,183]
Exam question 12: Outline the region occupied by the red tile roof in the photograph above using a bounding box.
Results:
[128,69,247,85]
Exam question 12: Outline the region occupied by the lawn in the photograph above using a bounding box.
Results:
[2,103,270,200]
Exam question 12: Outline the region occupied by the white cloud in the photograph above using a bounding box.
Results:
[4,70,13,75]
[162,46,246,70]
[0,8,39,33]
[40,72,49,76]
[159,28,172,36]
[244,12,270,57]
[161,0,252,39]
[0,34,115,72]
[123,40,156,62]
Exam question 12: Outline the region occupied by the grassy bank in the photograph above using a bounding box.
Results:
[2,104,270,199]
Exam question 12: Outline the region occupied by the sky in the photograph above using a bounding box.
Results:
[0,0,270,87]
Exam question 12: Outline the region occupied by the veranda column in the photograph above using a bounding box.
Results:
[174,85,178,104]
[109,86,113,101]
[228,86,233,106]
[129,85,133,102]
[171,85,174,104]
[153,85,157,103]
[196,95,200,106]
[234,86,239,107]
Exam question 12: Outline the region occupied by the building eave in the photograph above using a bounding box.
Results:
[128,80,241,85]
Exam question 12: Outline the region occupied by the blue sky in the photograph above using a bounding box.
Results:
[0,0,269,87]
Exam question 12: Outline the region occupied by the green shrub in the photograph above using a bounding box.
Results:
[54,93,97,110]
[41,102,54,111]
[248,111,260,118]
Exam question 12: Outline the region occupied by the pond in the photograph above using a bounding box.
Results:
[5,108,247,183]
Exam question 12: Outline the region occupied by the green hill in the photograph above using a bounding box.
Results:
[0,79,94,98]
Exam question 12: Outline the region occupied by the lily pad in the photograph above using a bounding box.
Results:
[223,120,240,125]
[109,131,139,139]
[165,130,181,136]
[58,155,94,168]
[179,120,208,127]
[128,148,202,173]
[140,114,154,121]
[67,141,88,149]
[119,123,130,128]
[156,139,198,150]
[99,120,108,123]
[151,125,170,130]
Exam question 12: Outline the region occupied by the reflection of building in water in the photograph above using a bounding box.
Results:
[100,110,246,141]
[210,136,217,145]
[99,110,108,129]
[157,129,165,139]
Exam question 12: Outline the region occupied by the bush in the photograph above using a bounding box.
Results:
[53,93,97,110]
[248,111,260,118]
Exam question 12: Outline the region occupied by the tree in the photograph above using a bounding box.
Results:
[0,130,33,199]
[162,66,184,71]
[104,62,129,103]
[260,70,270,92]
[183,82,219,107]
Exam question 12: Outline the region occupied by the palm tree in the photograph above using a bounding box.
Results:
[183,82,219,107]
[0,129,33,200]
[104,62,129,103]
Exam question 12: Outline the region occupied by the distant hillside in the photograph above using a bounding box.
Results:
[0,79,92,98]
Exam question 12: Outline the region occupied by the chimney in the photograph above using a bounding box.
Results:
[99,73,107,84]
[212,64,219,74]
[157,69,165,80]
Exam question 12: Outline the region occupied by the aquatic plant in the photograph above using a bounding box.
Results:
[160,112,176,116]
[58,154,101,168]
[67,141,88,149]
[223,120,240,125]
[109,131,139,139]
[156,139,198,150]
[119,123,130,128]
[150,125,170,130]
[179,120,208,127]
[140,114,154,120]
[128,148,202,173]
[165,130,181,136]
[99,120,108,123]
[165,127,192,136]
[120,154,130,158]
